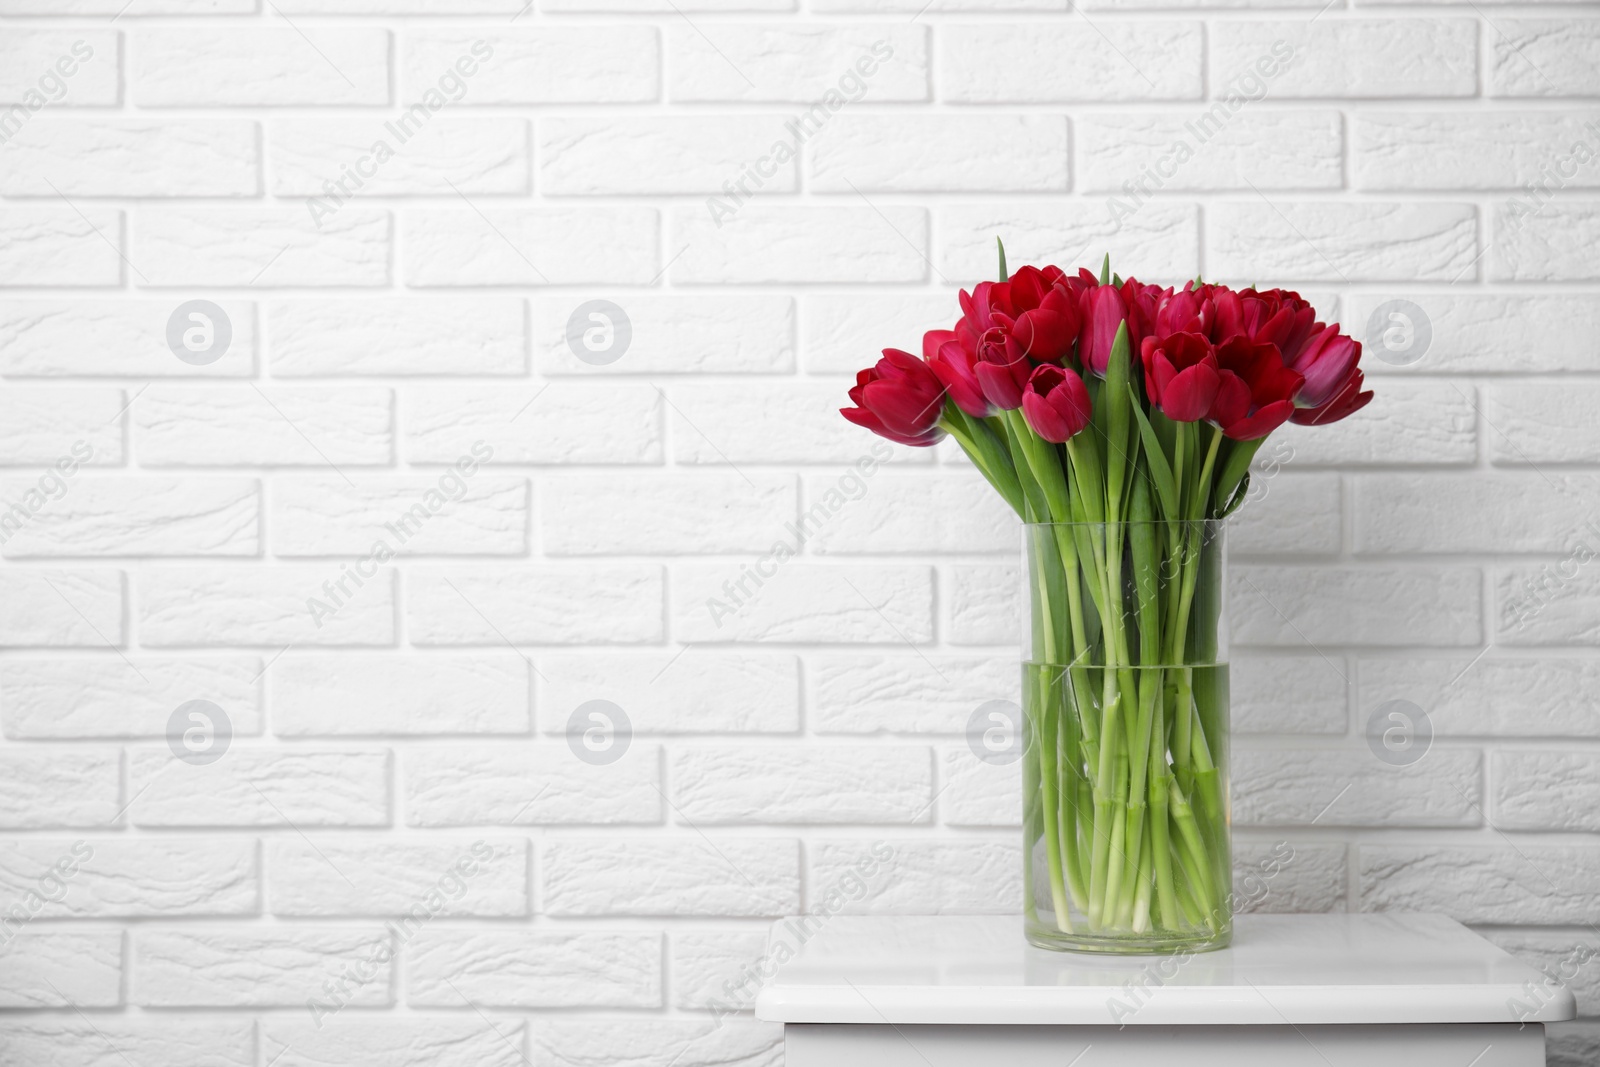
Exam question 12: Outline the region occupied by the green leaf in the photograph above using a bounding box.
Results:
[1217,472,1251,518]
[1098,253,1110,285]
[1102,321,1133,514]
[1127,388,1180,523]
[1213,437,1265,516]
[996,237,1009,282]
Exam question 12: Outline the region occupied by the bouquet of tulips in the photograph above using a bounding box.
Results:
[842,245,1370,949]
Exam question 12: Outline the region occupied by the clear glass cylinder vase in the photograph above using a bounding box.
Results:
[1022,520,1231,954]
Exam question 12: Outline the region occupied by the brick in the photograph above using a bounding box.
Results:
[669,24,928,103]
[1359,656,1600,737]
[0,838,255,916]
[1232,565,1481,647]
[810,838,1020,912]
[1493,202,1600,282]
[943,22,1201,102]
[671,207,928,284]
[0,387,124,465]
[1497,564,1600,646]
[0,476,258,557]
[405,383,660,465]
[1273,381,1476,466]
[134,385,392,467]
[1550,1026,1600,1067]
[802,470,1015,554]
[270,298,524,377]
[129,747,389,826]
[542,472,795,555]
[408,565,662,645]
[0,655,262,739]
[0,207,123,287]
[1221,471,1341,556]
[1356,473,1600,554]
[540,116,798,196]
[271,117,528,197]
[801,292,955,374]
[403,29,658,105]
[940,204,1200,284]
[530,1020,782,1067]
[1208,202,1477,283]
[1360,845,1600,924]
[136,208,390,287]
[0,31,117,105]
[940,746,1021,827]
[1493,751,1600,832]
[272,474,527,556]
[138,565,395,647]
[1355,112,1600,191]
[1079,111,1341,192]
[535,294,795,376]
[267,838,528,916]
[822,0,1061,6]
[260,1020,523,1067]
[0,119,258,197]
[671,745,932,823]
[811,654,1015,733]
[136,927,392,1007]
[672,562,933,644]
[1231,654,1348,735]
[0,748,120,828]
[133,29,389,106]
[666,383,927,465]
[1,0,250,8]
[407,930,660,1008]
[273,654,529,736]
[671,928,770,1010]
[0,1021,250,1067]
[404,207,658,286]
[1212,19,1476,98]
[544,839,800,916]
[0,569,123,648]
[541,652,799,734]
[1344,293,1600,376]
[276,0,523,8]
[544,0,792,7]
[1491,20,1600,98]
[0,932,120,1008]
[1486,384,1600,464]
[403,744,661,826]
[948,562,1017,645]
[1233,841,1346,913]
[811,115,1068,192]
[1233,748,1481,828]
[0,300,256,378]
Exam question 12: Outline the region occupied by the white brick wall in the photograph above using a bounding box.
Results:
[1,3,1598,1065]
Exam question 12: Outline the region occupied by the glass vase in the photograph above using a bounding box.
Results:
[1022,520,1231,954]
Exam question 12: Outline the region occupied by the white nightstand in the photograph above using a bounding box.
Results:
[755,913,1575,1066]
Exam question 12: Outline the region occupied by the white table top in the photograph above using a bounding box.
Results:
[754,913,1576,1026]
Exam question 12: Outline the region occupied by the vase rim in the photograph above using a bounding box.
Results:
[1021,518,1227,528]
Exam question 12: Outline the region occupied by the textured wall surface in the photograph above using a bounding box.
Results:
[1,2,1598,1065]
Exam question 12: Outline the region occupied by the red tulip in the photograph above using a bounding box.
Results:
[1284,324,1361,410]
[1142,331,1220,423]
[1021,363,1093,443]
[1207,337,1304,441]
[924,328,991,418]
[841,348,947,447]
[1012,285,1081,364]
[972,324,1032,410]
[1292,368,1373,426]
[1078,285,1127,376]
